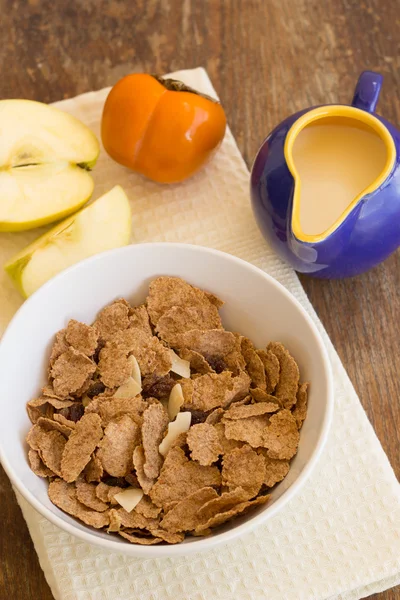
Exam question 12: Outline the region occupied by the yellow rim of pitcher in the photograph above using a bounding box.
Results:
[284,105,396,243]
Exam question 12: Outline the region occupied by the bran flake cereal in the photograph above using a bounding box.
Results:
[25,276,308,545]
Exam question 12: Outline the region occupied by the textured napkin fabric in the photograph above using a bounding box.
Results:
[2,68,400,600]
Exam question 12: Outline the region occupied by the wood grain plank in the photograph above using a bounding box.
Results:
[0,0,398,598]
[0,463,54,599]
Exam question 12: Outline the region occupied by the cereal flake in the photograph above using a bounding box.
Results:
[26,424,44,451]
[174,329,236,359]
[84,454,104,482]
[147,276,222,326]
[120,328,172,378]
[213,422,243,454]
[65,319,99,356]
[93,300,130,341]
[28,449,55,477]
[160,487,219,533]
[85,395,146,427]
[50,348,96,397]
[111,507,159,530]
[250,388,279,404]
[195,493,270,533]
[262,409,300,459]
[223,414,269,448]
[53,413,77,429]
[267,342,299,409]
[119,531,162,545]
[135,496,161,519]
[97,415,140,477]
[196,487,249,524]
[256,349,280,393]
[28,396,74,410]
[95,481,119,503]
[61,413,103,482]
[98,342,131,388]
[222,445,266,498]
[257,449,290,487]
[292,382,309,428]
[149,529,184,544]
[150,447,221,510]
[156,304,222,345]
[223,402,279,420]
[129,305,153,336]
[205,407,224,425]
[34,419,71,442]
[181,371,250,412]
[133,445,155,494]
[187,423,223,465]
[241,338,266,390]
[48,479,110,528]
[76,480,109,512]
[178,348,214,374]
[49,330,69,366]
[142,402,169,479]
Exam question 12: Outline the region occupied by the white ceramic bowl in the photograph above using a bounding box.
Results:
[0,243,333,557]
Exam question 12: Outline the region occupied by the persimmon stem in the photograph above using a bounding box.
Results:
[152,75,218,103]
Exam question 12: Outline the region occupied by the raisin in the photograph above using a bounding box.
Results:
[103,476,129,488]
[92,340,105,363]
[203,354,227,373]
[58,403,84,422]
[187,409,208,425]
[141,373,158,392]
[87,381,106,398]
[214,456,223,470]
[142,374,175,399]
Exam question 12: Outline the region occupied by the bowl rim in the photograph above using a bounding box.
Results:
[0,242,334,557]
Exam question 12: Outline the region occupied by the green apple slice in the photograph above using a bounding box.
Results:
[5,185,132,297]
[0,163,95,231]
[0,99,99,231]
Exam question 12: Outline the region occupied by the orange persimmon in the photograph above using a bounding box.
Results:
[101,74,226,183]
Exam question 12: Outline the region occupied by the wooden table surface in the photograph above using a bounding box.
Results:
[0,0,399,598]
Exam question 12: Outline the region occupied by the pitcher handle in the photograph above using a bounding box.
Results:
[351,70,383,113]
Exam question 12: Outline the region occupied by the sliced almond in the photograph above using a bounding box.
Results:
[129,355,142,387]
[114,487,144,513]
[81,394,91,408]
[168,383,184,421]
[114,355,142,398]
[114,377,141,399]
[169,349,190,379]
[159,412,192,456]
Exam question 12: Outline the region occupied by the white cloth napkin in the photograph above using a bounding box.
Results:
[2,68,400,600]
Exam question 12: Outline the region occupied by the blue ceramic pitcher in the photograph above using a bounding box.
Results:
[251,71,400,278]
